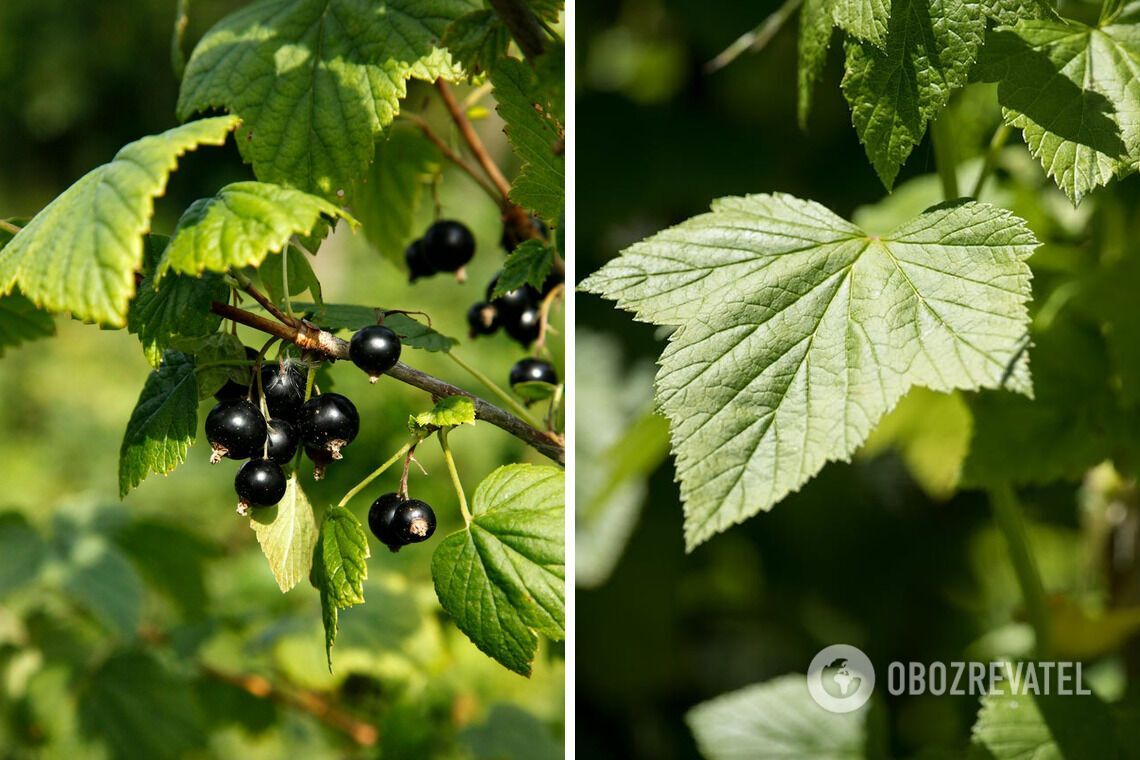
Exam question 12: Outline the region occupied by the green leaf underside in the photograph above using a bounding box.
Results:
[798,0,838,128]
[971,690,1117,759]
[292,302,458,351]
[841,0,986,189]
[492,58,565,221]
[118,352,199,497]
[432,464,564,675]
[581,193,1037,549]
[833,0,890,47]
[0,116,240,326]
[0,291,55,358]
[251,474,318,592]
[444,9,512,76]
[314,506,370,608]
[687,675,868,760]
[493,239,554,298]
[159,181,351,277]
[353,126,440,267]
[410,395,477,431]
[177,0,477,201]
[974,20,1140,204]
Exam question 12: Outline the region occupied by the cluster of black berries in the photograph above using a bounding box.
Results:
[405,220,476,282]
[466,270,563,347]
[206,358,361,513]
[367,492,436,552]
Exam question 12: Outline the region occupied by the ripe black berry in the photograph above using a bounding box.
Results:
[500,214,548,252]
[206,399,267,463]
[405,239,435,282]
[389,499,436,549]
[367,492,403,546]
[467,302,499,337]
[298,393,360,459]
[234,458,287,514]
[486,273,539,320]
[265,419,299,464]
[214,347,260,401]
[504,306,541,346]
[349,325,402,380]
[510,358,558,387]
[421,220,475,272]
[541,269,564,296]
[259,361,307,421]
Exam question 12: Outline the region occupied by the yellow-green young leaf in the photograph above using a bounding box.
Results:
[251,474,318,592]
[353,126,440,267]
[409,396,477,433]
[158,182,353,277]
[314,506,370,608]
[118,351,200,497]
[492,240,554,298]
[581,194,1037,549]
[492,57,565,222]
[432,464,564,675]
[0,117,239,327]
[177,0,477,201]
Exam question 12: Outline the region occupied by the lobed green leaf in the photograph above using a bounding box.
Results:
[492,239,554,298]
[492,57,565,221]
[251,474,319,593]
[118,351,200,497]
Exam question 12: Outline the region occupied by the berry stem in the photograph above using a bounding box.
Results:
[281,243,296,320]
[438,429,472,526]
[533,282,564,355]
[210,300,565,464]
[398,445,418,499]
[232,270,296,327]
[337,440,416,507]
[435,79,513,201]
[970,123,1012,198]
[399,112,504,206]
[0,219,22,235]
[704,0,804,73]
[446,351,542,428]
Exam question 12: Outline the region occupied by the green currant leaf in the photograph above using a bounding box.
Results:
[0,291,55,359]
[0,116,239,327]
[688,675,872,760]
[128,235,228,367]
[581,194,1037,549]
[314,505,370,608]
[798,0,838,128]
[118,351,199,498]
[974,20,1140,205]
[971,690,1118,759]
[833,0,889,47]
[985,0,1055,26]
[316,574,339,671]
[177,0,476,201]
[409,395,477,433]
[493,239,554,298]
[444,9,512,77]
[159,182,353,278]
[59,533,145,639]
[251,473,319,593]
[0,512,46,597]
[841,0,986,189]
[492,57,565,222]
[432,463,564,675]
[353,126,441,268]
[292,302,459,352]
[172,333,249,400]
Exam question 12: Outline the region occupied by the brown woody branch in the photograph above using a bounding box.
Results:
[210,301,565,465]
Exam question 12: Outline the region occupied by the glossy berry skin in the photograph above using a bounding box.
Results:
[405,239,435,282]
[389,499,436,548]
[510,358,558,387]
[349,325,402,378]
[265,419,299,464]
[466,302,499,337]
[367,492,403,546]
[214,347,261,401]
[234,459,287,511]
[421,220,475,272]
[298,393,360,458]
[504,306,541,346]
[541,269,564,296]
[206,399,267,463]
[486,273,539,320]
[259,362,308,421]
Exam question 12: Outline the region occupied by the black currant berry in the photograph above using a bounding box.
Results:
[367,492,403,546]
[214,347,260,401]
[259,361,308,421]
[466,302,499,337]
[265,419,299,464]
[388,499,436,549]
[405,239,435,282]
[206,399,267,464]
[349,325,402,380]
[504,306,541,346]
[234,458,287,514]
[510,358,558,387]
[486,273,539,320]
[298,393,360,459]
[541,269,564,296]
[305,445,332,480]
[421,220,475,272]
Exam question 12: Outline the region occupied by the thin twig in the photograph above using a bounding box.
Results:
[399,113,504,204]
[971,123,1012,198]
[0,219,23,235]
[436,80,513,200]
[232,270,296,327]
[705,0,805,73]
[447,351,543,427]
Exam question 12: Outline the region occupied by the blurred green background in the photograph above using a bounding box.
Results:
[0,1,564,758]
[576,0,1140,757]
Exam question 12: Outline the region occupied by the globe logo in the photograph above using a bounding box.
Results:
[807,645,875,713]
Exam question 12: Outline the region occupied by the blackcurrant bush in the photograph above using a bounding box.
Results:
[367,492,403,546]
[259,361,308,421]
[349,325,402,380]
[466,301,499,337]
[298,393,359,459]
[305,445,332,480]
[206,399,267,464]
[214,347,260,401]
[265,418,299,464]
[510,358,558,387]
[486,273,539,320]
[234,458,287,514]
[504,306,541,346]
[405,239,435,282]
[421,220,475,272]
[388,499,436,549]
